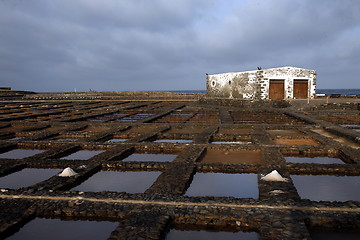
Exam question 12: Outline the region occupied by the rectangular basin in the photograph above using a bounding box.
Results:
[291,175,360,201]
[0,149,44,159]
[107,139,127,142]
[185,173,258,198]
[166,229,259,240]
[273,138,321,145]
[154,139,192,143]
[211,141,252,145]
[285,156,344,164]
[200,149,262,164]
[0,168,60,189]
[122,153,176,162]
[310,229,360,240]
[72,171,161,193]
[61,150,104,160]
[7,218,118,240]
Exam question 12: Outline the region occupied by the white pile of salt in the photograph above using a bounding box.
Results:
[261,170,288,182]
[58,167,78,177]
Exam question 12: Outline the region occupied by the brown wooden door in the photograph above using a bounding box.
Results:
[293,80,308,99]
[269,80,285,99]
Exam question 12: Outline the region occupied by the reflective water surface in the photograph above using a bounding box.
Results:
[0,149,44,159]
[107,139,127,142]
[310,229,360,240]
[0,168,61,189]
[54,138,78,142]
[61,150,104,160]
[185,173,258,198]
[166,230,259,240]
[122,153,177,162]
[7,218,118,240]
[154,139,192,143]
[211,141,252,145]
[72,171,161,193]
[291,175,360,201]
[285,157,344,164]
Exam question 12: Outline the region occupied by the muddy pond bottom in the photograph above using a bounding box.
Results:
[72,171,161,193]
[185,173,258,198]
[7,218,118,240]
[291,175,360,201]
[0,168,61,189]
[166,229,259,240]
[200,149,262,164]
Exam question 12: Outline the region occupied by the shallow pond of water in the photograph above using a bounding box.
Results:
[211,141,252,145]
[200,149,262,164]
[340,124,360,128]
[154,139,192,143]
[72,171,161,193]
[291,175,360,201]
[166,229,259,240]
[0,149,44,159]
[285,156,344,164]
[122,153,177,162]
[185,173,258,198]
[7,218,118,240]
[273,138,321,146]
[0,168,61,189]
[8,137,23,140]
[61,150,104,160]
[54,138,78,142]
[107,139,127,142]
[310,229,360,240]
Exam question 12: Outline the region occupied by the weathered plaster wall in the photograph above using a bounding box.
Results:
[206,67,316,100]
[206,71,258,99]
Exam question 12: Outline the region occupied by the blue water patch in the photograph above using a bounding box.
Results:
[316,89,360,96]
[166,229,259,240]
[160,89,360,96]
[7,218,118,240]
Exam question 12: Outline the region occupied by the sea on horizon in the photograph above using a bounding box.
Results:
[169,89,360,96]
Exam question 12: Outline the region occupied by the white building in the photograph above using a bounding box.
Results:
[206,66,316,100]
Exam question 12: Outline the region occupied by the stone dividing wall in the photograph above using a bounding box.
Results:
[206,66,316,100]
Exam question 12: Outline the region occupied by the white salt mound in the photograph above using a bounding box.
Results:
[58,167,78,177]
[261,170,288,182]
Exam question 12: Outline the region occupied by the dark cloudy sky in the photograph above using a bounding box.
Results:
[1,0,359,92]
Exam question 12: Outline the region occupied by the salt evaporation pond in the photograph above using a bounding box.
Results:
[211,141,252,144]
[185,173,258,198]
[166,229,259,240]
[72,171,161,193]
[107,138,127,142]
[285,156,344,164]
[0,168,61,189]
[310,229,360,240]
[154,139,192,143]
[291,175,360,201]
[122,153,177,162]
[7,218,118,240]
[61,150,104,160]
[0,149,44,159]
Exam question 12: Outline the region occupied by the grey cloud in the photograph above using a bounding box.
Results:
[0,0,359,91]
